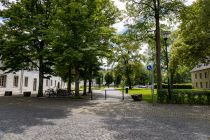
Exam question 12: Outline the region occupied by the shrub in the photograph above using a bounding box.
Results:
[157,89,210,105]
[155,84,192,89]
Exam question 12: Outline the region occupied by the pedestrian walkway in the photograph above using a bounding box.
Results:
[93,88,131,101]
[0,95,210,140]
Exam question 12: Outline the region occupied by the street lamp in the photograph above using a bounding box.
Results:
[163,31,171,101]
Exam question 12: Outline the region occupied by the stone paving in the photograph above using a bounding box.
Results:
[0,90,210,140]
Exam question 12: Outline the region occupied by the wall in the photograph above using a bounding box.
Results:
[191,69,210,89]
[0,70,66,95]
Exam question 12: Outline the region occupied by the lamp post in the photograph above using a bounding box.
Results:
[163,31,171,101]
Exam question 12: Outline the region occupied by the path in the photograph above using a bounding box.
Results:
[93,88,131,101]
[0,95,210,140]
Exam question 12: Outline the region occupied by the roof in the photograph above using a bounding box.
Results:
[190,64,210,72]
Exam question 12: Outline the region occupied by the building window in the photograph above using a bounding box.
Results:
[13,76,19,87]
[195,73,197,79]
[25,77,28,87]
[0,75,7,88]
[33,78,37,91]
[51,80,53,86]
[205,72,208,78]
[196,82,198,88]
[46,79,48,86]
[200,82,203,88]
[199,73,202,79]
[206,82,208,88]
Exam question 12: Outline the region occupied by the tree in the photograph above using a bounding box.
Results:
[0,0,56,97]
[111,33,143,89]
[105,72,113,87]
[172,0,210,66]
[52,0,119,96]
[114,74,122,88]
[121,0,185,90]
[96,72,103,88]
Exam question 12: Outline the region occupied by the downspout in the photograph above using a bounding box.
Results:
[19,70,24,94]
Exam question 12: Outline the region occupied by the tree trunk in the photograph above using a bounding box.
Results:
[154,0,162,90]
[67,66,71,93]
[88,79,92,93]
[88,67,92,93]
[83,78,87,96]
[37,55,44,97]
[75,66,80,96]
[128,76,132,89]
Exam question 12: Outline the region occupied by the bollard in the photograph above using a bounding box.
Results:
[105,89,107,100]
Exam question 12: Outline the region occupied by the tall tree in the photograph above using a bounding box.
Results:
[53,0,119,96]
[111,34,143,89]
[172,0,210,66]
[121,0,185,90]
[105,72,113,88]
[0,0,56,97]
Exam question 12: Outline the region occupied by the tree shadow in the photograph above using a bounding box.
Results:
[96,103,210,140]
[0,95,99,137]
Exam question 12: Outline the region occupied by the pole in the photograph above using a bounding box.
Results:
[122,88,124,100]
[20,70,24,94]
[91,89,93,100]
[152,64,154,105]
[165,38,171,101]
[105,89,106,100]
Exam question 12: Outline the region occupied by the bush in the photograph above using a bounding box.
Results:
[154,84,192,89]
[157,89,210,105]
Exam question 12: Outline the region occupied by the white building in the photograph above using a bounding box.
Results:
[0,69,66,95]
[191,60,210,89]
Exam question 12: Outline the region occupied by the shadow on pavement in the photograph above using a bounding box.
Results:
[0,95,99,136]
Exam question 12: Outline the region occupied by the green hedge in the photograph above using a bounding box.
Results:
[154,84,192,89]
[157,89,210,105]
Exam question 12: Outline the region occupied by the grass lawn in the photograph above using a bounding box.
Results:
[127,88,157,103]
[115,88,157,103]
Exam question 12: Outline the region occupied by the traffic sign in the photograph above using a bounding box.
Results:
[147,65,152,71]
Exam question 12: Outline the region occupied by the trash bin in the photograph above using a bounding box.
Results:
[23,92,31,97]
[125,87,129,94]
[5,91,12,96]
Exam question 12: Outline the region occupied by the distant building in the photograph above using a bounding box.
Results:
[0,69,66,95]
[191,61,210,89]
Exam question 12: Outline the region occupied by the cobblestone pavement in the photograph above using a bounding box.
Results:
[0,91,210,140]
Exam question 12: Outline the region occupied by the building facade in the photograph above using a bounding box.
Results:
[191,63,210,89]
[0,70,66,95]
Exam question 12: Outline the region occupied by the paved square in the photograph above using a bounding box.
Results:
[0,93,210,140]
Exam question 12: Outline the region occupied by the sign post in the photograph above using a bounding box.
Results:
[147,65,154,105]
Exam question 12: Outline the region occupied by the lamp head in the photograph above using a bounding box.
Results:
[163,31,171,40]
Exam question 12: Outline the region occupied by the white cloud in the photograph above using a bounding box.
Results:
[112,0,126,10]
[185,0,196,6]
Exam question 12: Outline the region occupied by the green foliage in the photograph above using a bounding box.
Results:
[121,0,185,89]
[171,0,210,66]
[155,84,192,89]
[125,88,157,103]
[114,74,122,87]
[111,33,144,89]
[105,72,113,87]
[0,0,56,96]
[51,0,120,95]
[96,73,103,87]
[157,89,210,104]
